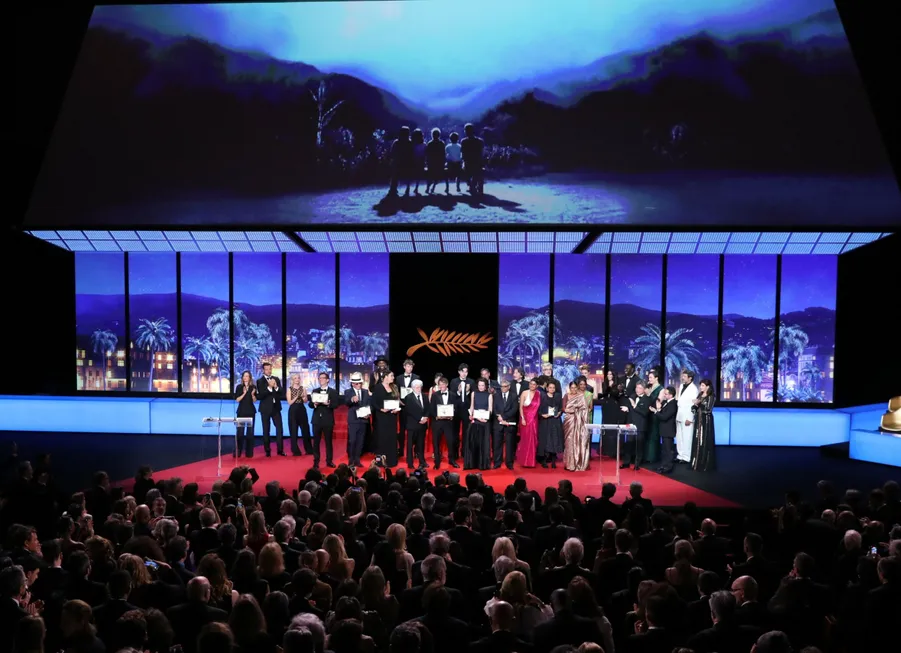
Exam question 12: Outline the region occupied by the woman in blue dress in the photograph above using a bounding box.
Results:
[465,378,493,470]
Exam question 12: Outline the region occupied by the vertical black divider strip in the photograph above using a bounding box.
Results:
[228,253,234,390]
[282,253,288,384]
[176,253,183,392]
[773,255,783,403]
[604,254,612,378]
[335,254,341,384]
[716,255,725,396]
[660,255,668,382]
[548,253,555,368]
[124,253,131,392]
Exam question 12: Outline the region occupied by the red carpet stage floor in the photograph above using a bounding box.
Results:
[131,444,740,508]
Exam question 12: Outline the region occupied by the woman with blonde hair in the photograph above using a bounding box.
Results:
[244,510,273,555]
[196,552,238,611]
[497,570,551,638]
[491,536,532,588]
[83,535,116,584]
[372,522,414,594]
[323,534,355,581]
[258,542,291,592]
[287,373,312,456]
[665,539,703,601]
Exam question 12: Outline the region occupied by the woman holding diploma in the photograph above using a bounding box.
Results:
[563,381,590,471]
[538,380,564,469]
[234,370,257,458]
[372,370,401,468]
[287,375,312,456]
[465,378,493,470]
[516,378,541,468]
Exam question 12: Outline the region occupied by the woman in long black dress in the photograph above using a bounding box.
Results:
[465,378,493,470]
[372,371,401,468]
[690,379,716,472]
[234,370,257,458]
[538,380,564,468]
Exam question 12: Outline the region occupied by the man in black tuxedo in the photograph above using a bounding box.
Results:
[540,362,562,397]
[653,386,678,474]
[449,364,474,461]
[621,381,651,471]
[510,368,529,397]
[430,376,459,470]
[256,362,284,457]
[492,380,518,470]
[398,359,420,457]
[404,379,429,469]
[622,362,641,398]
[307,372,340,468]
[343,372,371,467]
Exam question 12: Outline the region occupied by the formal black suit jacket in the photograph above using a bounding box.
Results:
[625,627,676,653]
[449,377,475,407]
[623,374,641,398]
[404,391,430,430]
[629,395,651,431]
[470,629,534,653]
[430,388,457,420]
[532,610,605,653]
[398,372,421,389]
[166,601,229,653]
[256,375,282,413]
[511,379,528,397]
[495,389,519,425]
[343,387,372,425]
[656,399,677,439]
[307,387,340,427]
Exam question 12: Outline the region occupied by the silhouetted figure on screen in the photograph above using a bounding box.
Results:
[461,123,485,196]
[389,126,414,196]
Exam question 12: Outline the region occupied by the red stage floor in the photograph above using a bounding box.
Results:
[142,442,739,508]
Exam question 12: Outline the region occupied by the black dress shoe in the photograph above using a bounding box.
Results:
[506,464,514,471]
[277,452,286,457]
[619,463,630,469]
[433,464,440,470]
[327,461,336,468]
[292,451,302,456]
[265,452,272,458]
[450,461,460,468]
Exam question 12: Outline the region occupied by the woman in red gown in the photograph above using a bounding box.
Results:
[516,378,541,467]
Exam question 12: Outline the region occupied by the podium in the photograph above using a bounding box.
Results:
[587,423,637,486]
[202,417,253,478]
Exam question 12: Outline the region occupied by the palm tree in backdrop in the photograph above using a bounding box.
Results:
[321,325,356,361]
[632,323,703,380]
[134,318,175,391]
[359,332,388,362]
[183,336,213,392]
[769,323,809,389]
[90,329,119,390]
[721,342,768,400]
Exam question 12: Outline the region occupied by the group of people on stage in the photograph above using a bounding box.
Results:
[232,357,716,474]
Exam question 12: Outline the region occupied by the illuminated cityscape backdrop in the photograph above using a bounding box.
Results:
[76,252,837,402]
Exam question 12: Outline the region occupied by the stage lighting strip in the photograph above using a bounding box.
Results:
[295,231,588,254]
[25,230,892,255]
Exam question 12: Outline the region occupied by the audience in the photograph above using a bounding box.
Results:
[1,453,899,653]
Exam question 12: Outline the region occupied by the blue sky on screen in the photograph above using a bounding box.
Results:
[554,254,606,304]
[666,255,720,317]
[286,254,335,305]
[233,253,282,305]
[610,255,662,311]
[499,254,551,308]
[723,256,777,319]
[75,253,124,295]
[180,253,230,302]
[128,253,175,295]
[780,255,837,313]
[340,254,388,307]
[92,0,836,103]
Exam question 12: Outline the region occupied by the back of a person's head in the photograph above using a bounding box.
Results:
[645,595,668,628]
[14,615,45,653]
[793,552,815,578]
[198,622,234,653]
[614,528,632,552]
[283,627,315,653]
[709,590,736,622]
[0,565,25,599]
[390,622,422,653]
[108,569,132,600]
[698,570,721,596]
[754,630,793,653]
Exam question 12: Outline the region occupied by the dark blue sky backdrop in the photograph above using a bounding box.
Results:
[340,254,388,308]
[75,253,124,295]
[180,253,230,302]
[610,255,662,310]
[233,253,281,305]
[723,255,777,319]
[499,254,550,308]
[129,253,175,295]
[554,254,606,304]
[91,0,836,108]
[667,255,720,316]
[287,254,335,305]
[780,255,837,313]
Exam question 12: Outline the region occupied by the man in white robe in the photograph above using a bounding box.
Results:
[675,370,699,463]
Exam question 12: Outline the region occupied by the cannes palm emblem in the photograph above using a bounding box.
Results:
[407,328,493,357]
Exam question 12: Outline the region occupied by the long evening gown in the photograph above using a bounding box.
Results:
[563,392,590,471]
[517,391,540,468]
[644,384,662,464]
[371,384,399,468]
[538,392,564,460]
[465,391,491,470]
[690,393,716,472]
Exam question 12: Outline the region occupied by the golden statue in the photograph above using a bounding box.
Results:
[881,396,901,433]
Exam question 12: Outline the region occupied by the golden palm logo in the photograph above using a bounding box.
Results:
[406,328,493,357]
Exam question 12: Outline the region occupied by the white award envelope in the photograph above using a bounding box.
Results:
[400,386,413,399]
[437,404,454,418]
[313,391,329,404]
[473,409,490,421]
[383,399,400,411]
[546,407,556,417]
[356,406,372,418]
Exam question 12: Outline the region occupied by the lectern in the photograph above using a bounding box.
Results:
[202,417,253,477]
[588,423,637,486]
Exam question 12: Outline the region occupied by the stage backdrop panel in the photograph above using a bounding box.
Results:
[498,254,550,378]
[721,255,776,402]
[390,254,499,387]
[129,253,177,392]
[180,253,230,393]
[76,253,126,391]
[338,253,389,392]
[287,254,336,388]
[778,255,837,403]
[665,255,720,384]
[609,255,663,379]
[232,253,282,384]
[554,254,606,389]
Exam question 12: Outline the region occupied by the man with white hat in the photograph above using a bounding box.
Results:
[344,372,372,467]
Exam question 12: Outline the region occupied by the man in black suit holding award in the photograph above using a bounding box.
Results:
[652,386,678,474]
[449,364,474,462]
[308,372,340,469]
[493,379,518,470]
[256,362,284,457]
[621,381,651,471]
[344,372,371,467]
[398,359,420,458]
[430,376,458,470]
[404,379,429,470]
